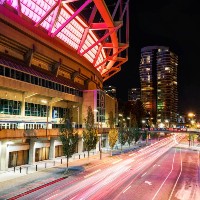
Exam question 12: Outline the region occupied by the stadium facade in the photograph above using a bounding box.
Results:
[0,0,129,170]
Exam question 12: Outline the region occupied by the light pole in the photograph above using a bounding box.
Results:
[188,112,195,146]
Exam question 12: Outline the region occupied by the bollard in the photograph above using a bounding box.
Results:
[45,163,47,168]
[19,167,22,173]
[14,166,15,173]
[26,167,28,174]
[61,158,62,164]
[36,165,37,171]
[79,154,80,159]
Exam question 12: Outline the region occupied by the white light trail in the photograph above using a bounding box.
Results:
[168,149,183,200]
[112,159,122,164]
[123,185,131,193]
[84,169,101,178]
[151,148,177,200]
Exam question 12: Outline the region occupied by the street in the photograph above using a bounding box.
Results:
[1,133,200,200]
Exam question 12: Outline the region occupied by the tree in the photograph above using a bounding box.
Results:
[59,107,79,173]
[118,127,127,153]
[82,106,98,159]
[108,129,118,156]
[108,111,118,156]
[127,128,135,147]
[134,128,141,144]
[108,111,115,129]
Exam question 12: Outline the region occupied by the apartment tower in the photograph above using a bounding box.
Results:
[139,46,178,127]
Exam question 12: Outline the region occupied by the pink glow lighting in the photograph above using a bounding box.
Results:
[6,0,109,74]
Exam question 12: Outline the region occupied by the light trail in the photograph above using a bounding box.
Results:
[151,148,177,200]
[84,169,101,178]
[168,148,183,200]
[112,159,122,164]
[123,185,131,193]
[13,133,184,200]
[141,172,147,177]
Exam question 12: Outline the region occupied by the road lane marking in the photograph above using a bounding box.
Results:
[129,153,135,156]
[70,195,78,200]
[145,181,152,185]
[112,159,122,164]
[123,185,131,193]
[152,148,177,200]
[168,149,183,200]
[141,172,147,177]
[84,169,101,178]
[46,193,59,200]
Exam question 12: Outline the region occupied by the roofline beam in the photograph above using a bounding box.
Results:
[93,44,103,66]
[51,0,92,37]
[103,68,121,82]
[35,1,61,27]
[94,43,128,68]
[48,1,62,35]
[77,5,97,54]
[80,22,122,56]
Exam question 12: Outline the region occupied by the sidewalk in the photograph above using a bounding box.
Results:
[0,144,143,183]
[0,150,99,183]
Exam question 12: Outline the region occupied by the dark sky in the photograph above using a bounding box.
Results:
[104,0,200,115]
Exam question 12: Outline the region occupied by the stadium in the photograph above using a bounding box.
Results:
[0,0,129,170]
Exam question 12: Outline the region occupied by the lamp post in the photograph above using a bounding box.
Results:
[188,112,195,146]
[94,109,102,159]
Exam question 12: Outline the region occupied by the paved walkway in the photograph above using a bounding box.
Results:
[0,144,143,183]
[0,150,98,183]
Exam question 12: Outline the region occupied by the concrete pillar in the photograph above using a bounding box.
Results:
[49,139,55,159]
[47,103,53,129]
[21,92,25,117]
[29,139,35,164]
[78,137,83,153]
[96,137,100,152]
[0,141,9,171]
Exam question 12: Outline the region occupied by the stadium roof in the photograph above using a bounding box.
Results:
[1,0,129,81]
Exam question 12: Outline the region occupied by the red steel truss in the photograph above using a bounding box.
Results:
[0,0,129,81]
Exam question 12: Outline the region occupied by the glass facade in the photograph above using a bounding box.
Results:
[96,90,105,123]
[0,99,21,115]
[25,102,48,117]
[139,46,178,125]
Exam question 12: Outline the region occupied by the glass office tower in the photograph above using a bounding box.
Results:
[139,46,178,127]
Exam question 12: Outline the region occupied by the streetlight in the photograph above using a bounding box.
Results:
[94,109,102,160]
[73,105,80,128]
[127,117,130,128]
[188,112,195,146]
[165,119,169,128]
[142,120,146,129]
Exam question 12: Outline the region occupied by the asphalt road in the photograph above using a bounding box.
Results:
[1,133,200,200]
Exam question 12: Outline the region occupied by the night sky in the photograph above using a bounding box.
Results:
[104,0,200,115]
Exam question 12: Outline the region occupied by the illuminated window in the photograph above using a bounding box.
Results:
[146,55,150,63]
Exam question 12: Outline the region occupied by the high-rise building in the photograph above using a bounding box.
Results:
[139,46,178,126]
[103,85,117,98]
[128,88,141,101]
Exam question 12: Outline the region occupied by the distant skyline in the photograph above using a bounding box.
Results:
[104,0,200,115]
